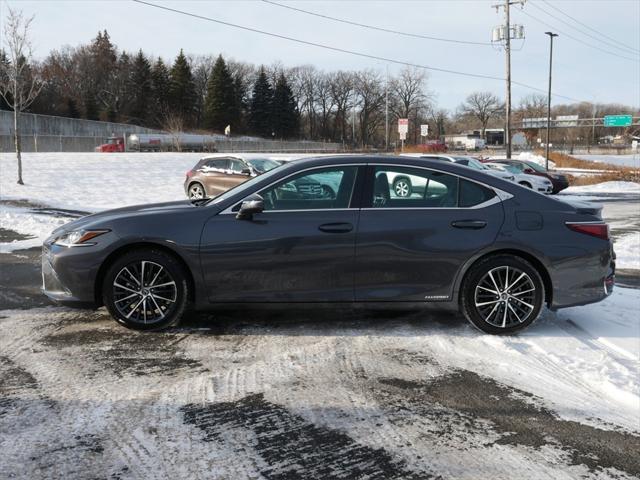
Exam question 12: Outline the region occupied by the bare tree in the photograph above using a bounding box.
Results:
[328,71,354,143]
[0,8,45,185]
[354,70,386,148]
[460,91,503,140]
[161,112,185,151]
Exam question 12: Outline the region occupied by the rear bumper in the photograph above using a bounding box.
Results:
[549,244,615,310]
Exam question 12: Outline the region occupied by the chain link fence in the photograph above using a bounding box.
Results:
[0,134,344,153]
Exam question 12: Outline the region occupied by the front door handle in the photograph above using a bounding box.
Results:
[451,220,487,229]
[318,222,353,233]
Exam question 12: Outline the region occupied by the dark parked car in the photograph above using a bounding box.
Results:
[43,155,614,334]
[184,156,281,199]
[488,159,569,194]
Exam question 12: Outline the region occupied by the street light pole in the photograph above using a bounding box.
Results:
[545,31,558,170]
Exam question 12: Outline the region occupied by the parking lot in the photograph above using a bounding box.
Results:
[1,184,639,479]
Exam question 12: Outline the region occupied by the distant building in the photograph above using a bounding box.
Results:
[444,129,526,149]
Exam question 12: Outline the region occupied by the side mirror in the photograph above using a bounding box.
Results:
[236,194,264,220]
[241,167,253,176]
[524,168,535,174]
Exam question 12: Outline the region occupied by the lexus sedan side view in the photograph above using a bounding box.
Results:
[184,156,282,199]
[43,155,615,335]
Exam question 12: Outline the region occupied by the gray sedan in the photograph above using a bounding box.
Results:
[42,155,615,334]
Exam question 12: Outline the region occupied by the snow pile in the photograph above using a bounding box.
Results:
[0,205,74,253]
[614,232,640,270]
[563,181,640,194]
[516,151,556,169]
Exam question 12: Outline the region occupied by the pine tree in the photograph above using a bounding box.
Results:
[150,57,170,126]
[272,73,299,139]
[249,67,273,138]
[66,98,79,118]
[129,50,152,124]
[0,50,12,110]
[168,49,196,127]
[83,89,99,120]
[203,55,239,132]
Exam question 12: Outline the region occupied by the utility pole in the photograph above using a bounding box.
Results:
[545,31,558,170]
[385,64,389,151]
[492,0,525,159]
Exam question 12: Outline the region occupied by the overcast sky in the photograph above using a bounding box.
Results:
[2,0,639,110]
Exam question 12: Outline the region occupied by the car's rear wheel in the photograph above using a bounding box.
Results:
[519,181,532,189]
[393,177,412,197]
[188,182,206,199]
[102,249,189,330]
[461,255,544,334]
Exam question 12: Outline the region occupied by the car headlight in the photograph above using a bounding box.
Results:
[53,229,110,247]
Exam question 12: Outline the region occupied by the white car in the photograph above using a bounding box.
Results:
[392,154,513,197]
[484,162,553,194]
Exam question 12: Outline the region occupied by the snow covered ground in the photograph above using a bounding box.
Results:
[576,154,640,169]
[1,152,639,478]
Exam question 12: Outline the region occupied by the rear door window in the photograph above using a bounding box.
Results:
[459,179,496,207]
[370,166,458,208]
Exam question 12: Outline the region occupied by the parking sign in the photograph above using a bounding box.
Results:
[398,118,409,135]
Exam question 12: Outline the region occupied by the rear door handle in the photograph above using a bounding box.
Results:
[318,222,353,233]
[451,220,487,229]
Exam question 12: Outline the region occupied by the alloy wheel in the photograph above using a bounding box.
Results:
[189,184,205,199]
[394,180,410,197]
[474,266,536,328]
[112,261,177,325]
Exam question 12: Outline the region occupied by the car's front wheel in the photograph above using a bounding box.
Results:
[519,181,532,189]
[102,249,189,330]
[461,255,544,334]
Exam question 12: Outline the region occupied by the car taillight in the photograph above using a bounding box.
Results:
[566,222,609,241]
[186,170,194,178]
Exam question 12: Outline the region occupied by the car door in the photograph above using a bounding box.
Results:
[200,165,362,303]
[355,164,505,302]
[228,158,253,188]
[200,158,231,196]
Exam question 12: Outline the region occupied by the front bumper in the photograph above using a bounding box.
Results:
[41,241,104,308]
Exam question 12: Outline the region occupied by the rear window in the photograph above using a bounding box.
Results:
[459,179,496,207]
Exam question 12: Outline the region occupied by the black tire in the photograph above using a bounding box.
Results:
[461,254,544,335]
[393,177,412,197]
[519,181,532,189]
[102,249,189,331]
[188,182,206,200]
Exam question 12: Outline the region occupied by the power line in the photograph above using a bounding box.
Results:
[539,0,639,55]
[261,0,493,47]
[516,7,639,63]
[131,0,584,103]
[532,1,639,56]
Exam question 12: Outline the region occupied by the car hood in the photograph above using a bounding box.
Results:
[51,200,204,236]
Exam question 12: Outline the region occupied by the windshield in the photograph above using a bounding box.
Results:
[458,157,488,170]
[247,158,281,173]
[498,164,520,174]
[525,161,548,173]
